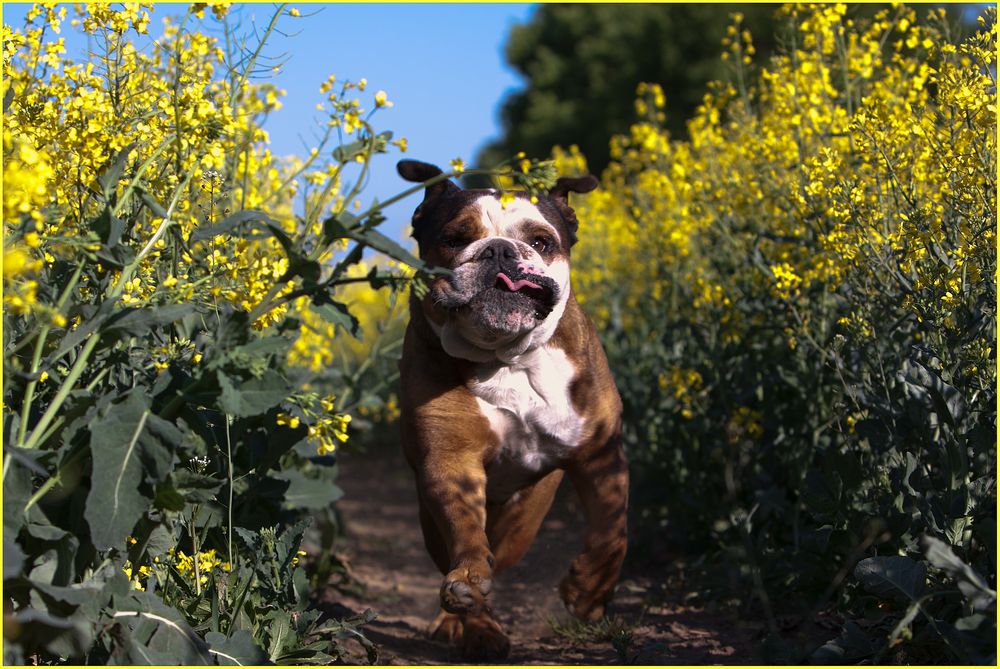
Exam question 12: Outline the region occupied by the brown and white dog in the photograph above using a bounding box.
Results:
[396,159,628,660]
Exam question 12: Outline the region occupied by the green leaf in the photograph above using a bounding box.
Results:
[4,608,94,660]
[342,224,436,274]
[853,555,927,601]
[93,207,126,247]
[205,630,272,666]
[47,299,118,363]
[152,483,186,512]
[322,212,357,247]
[84,392,175,551]
[3,456,34,536]
[4,535,25,579]
[808,621,876,664]
[103,303,197,338]
[922,535,997,612]
[332,139,366,163]
[97,143,136,202]
[217,370,290,418]
[169,469,225,504]
[111,590,213,664]
[265,610,293,661]
[311,299,360,338]
[899,358,966,427]
[136,187,168,219]
[275,470,343,509]
[190,210,277,242]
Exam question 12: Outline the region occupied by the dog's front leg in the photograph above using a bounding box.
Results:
[417,453,496,616]
[560,437,629,621]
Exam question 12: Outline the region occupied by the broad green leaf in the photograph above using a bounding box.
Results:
[922,535,996,612]
[169,469,225,503]
[85,392,174,551]
[217,370,290,418]
[265,610,293,661]
[103,303,197,338]
[47,298,118,364]
[853,555,927,601]
[24,521,79,587]
[4,608,94,660]
[92,207,126,248]
[4,535,24,579]
[112,591,213,664]
[205,630,272,666]
[3,456,33,536]
[275,470,343,509]
[311,300,360,338]
[152,482,185,512]
[899,358,966,427]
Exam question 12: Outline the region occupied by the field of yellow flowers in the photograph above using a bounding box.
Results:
[2,3,447,663]
[3,2,996,665]
[561,4,995,663]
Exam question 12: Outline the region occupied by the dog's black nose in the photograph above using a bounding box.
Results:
[476,240,518,262]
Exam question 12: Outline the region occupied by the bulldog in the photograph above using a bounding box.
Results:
[396,160,628,660]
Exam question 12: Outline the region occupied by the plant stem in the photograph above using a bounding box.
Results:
[228,4,287,109]
[17,259,85,447]
[225,414,234,565]
[191,506,202,596]
[23,440,85,511]
[20,334,101,451]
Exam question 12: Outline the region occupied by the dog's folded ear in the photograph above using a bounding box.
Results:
[397,160,460,202]
[547,175,598,248]
[548,175,599,203]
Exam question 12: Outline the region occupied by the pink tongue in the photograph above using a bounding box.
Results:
[497,272,541,292]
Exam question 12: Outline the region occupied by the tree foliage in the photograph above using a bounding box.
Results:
[474,4,779,178]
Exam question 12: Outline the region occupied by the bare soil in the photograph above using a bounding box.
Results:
[319,445,768,665]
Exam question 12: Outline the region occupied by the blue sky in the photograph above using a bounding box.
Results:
[2,2,537,240]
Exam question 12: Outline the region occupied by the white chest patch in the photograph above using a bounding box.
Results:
[472,346,584,501]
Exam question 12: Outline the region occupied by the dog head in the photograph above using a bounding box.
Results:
[398,159,598,363]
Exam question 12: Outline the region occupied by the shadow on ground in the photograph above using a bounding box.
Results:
[314,445,768,665]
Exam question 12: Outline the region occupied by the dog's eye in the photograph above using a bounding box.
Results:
[444,237,470,249]
[530,236,553,254]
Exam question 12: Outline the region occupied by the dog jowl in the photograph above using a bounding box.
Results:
[396,159,628,660]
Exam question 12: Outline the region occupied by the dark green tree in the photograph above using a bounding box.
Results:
[473,4,780,178]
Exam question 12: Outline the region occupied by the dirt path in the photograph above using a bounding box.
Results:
[321,445,765,665]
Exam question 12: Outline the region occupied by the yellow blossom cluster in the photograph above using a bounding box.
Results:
[3,3,403,333]
[174,547,232,586]
[122,560,153,591]
[563,4,995,383]
[657,366,703,420]
[278,394,352,455]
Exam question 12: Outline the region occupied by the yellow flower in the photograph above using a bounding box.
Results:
[498,191,516,210]
[449,158,465,174]
[276,412,301,429]
[374,90,392,108]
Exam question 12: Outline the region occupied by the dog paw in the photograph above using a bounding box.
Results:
[461,614,510,662]
[559,572,607,622]
[428,609,463,644]
[441,561,493,615]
